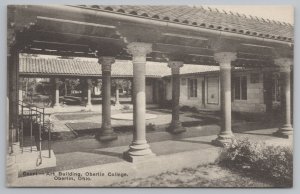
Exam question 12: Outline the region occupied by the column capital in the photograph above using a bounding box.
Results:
[99,56,115,72]
[127,42,152,63]
[168,61,184,75]
[214,52,237,69]
[274,58,293,72]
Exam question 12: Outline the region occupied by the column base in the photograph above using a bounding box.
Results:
[166,121,186,134]
[85,104,92,111]
[53,104,61,110]
[211,132,235,147]
[273,124,293,139]
[95,128,118,141]
[123,142,155,163]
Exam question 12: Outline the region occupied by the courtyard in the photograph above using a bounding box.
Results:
[6,5,294,188]
[17,103,284,174]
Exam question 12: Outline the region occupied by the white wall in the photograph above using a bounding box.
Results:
[232,72,265,113]
[179,76,204,109]
[164,71,266,113]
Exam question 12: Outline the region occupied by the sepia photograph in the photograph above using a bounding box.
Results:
[6,4,294,188]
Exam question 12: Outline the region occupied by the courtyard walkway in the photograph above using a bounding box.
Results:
[9,128,292,187]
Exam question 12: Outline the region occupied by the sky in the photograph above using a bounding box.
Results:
[205,5,294,24]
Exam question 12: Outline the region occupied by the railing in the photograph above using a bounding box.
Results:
[18,100,52,166]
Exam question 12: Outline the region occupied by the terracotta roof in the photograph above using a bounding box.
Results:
[19,55,219,77]
[74,5,293,42]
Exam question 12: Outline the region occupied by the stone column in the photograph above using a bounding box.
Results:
[19,87,23,113]
[115,87,120,106]
[166,61,186,134]
[123,42,155,162]
[212,52,237,146]
[273,58,293,138]
[8,47,20,153]
[96,57,117,141]
[53,78,60,108]
[86,78,93,110]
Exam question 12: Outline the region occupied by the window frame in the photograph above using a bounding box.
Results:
[233,75,248,101]
[188,78,198,98]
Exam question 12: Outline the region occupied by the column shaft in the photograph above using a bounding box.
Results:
[273,58,293,138]
[133,62,146,142]
[283,71,291,125]
[166,61,185,133]
[102,70,112,130]
[220,67,232,135]
[123,42,154,162]
[8,47,19,152]
[86,78,92,109]
[96,57,117,141]
[115,87,120,105]
[54,78,60,108]
[212,52,236,146]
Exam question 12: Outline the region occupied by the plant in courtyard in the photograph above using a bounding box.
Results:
[217,138,293,187]
[146,123,156,131]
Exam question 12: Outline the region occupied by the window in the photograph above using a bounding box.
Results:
[272,76,281,102]
[234,76,247,100]
[188,79,197,98]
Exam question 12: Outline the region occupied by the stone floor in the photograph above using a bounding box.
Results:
[8,128,292,187]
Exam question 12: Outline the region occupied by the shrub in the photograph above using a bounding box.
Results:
[180,106,190,112]
[122,105,132,110]
[217,138,293,187]
[146,123,156,131]
[190,106,199,113]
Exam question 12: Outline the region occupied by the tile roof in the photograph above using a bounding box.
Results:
[19,55,219,78]
[74,5,293,42]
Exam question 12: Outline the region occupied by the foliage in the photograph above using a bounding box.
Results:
[20,78,38,96]
[122,105,132,110]
[146,123,156,131]
[112,79,131,95]
[180,105,199,113]
[217,138,293,187]
[64,79,80,94]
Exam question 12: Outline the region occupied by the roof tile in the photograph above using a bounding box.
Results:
[77,5,294,41]
[19,55,219,77]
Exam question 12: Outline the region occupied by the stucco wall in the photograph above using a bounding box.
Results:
[232,72,266,113]
[179,76,204,109]
[164,71,266,113]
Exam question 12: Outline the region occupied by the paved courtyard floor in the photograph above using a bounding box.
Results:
[9,128,292,187]
[10,104,288,187]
